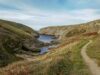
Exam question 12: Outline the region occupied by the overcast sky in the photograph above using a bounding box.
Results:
[0,0,100,30]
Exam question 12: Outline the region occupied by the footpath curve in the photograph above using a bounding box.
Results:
[81,40,100,75]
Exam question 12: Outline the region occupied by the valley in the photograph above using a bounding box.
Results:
[0,19,100,75]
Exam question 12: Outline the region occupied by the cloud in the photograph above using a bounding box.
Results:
[0,0,99,30]
[0,8,100,30]
[70,9,100,20]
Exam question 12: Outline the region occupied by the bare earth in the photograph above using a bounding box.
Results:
[81,40,100,75]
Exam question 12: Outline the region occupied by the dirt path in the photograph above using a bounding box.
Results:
[81,40,100,75]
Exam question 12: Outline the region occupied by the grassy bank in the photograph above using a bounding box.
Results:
[0,19,41,67]
[71,40,90,75]
[87,36,100,66]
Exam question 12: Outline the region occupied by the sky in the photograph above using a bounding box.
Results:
[0,0,100,30]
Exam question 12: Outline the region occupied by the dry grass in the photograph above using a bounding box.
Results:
[0,40,90,75]
[70,40,90,75]
[87,35,100,66]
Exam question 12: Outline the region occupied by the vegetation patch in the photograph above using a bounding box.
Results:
[0,40,91,75]
[0,19,40,67]
[87,36,100,66]
[71,40,90,75]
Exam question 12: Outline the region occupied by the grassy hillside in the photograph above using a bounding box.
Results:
[0,19,41,67]
[0,39,91,75]
[40,19,100,41]
[0,19,38,38]
[87,35,100,66]
[0,19,100,75]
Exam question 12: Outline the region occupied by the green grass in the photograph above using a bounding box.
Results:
[87,36,100,66]
[0,19,38,38]
[71,40,90,75]
[0,43,22,67]
[0,19,37,34]
[0,24,32,38]
[0,19,39,67]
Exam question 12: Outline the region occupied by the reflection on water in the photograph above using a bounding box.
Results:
[38,35,55,43]
[38,35,56,54]
[40,47,48,54]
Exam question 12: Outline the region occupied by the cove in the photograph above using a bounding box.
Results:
[38,34,56,54]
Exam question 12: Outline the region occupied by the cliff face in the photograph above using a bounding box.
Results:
[0,19,41,67]
[40,19,100,40]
